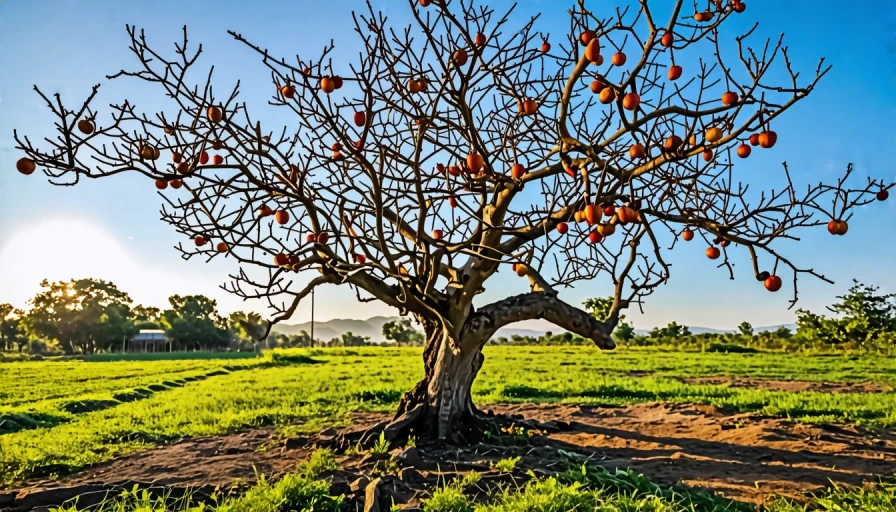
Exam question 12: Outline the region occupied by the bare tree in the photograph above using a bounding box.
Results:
[13,0,891,441]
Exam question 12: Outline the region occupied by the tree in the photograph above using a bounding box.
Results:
[650,321,690,339]
[614,321,636,343]
[796,281,895,348]
[14,1,892,441]
[0,304,26,352]
[229,311,268,343]
[737,321,754,337]
[585,297,633,341]
[161,295,231,351]
[383,319,425,346]
[23,279,134,354]
[341,331,371,347]
[132,305,162,322]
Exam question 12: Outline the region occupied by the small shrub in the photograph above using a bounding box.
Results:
[492,457,521,473]
[302,448,338,477]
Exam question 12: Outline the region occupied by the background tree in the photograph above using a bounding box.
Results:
[229,311,268,345]
[796,281,895,349]
[614,321,636,343]
[14,0,892,441]
[22,279,133,354]
[737,321,754,337]
[383,319,425,346]
[161,295,232,351]
[0,304,26,352]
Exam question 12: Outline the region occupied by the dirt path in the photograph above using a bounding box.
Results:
[679,376,891,394]
[7,402,896,508]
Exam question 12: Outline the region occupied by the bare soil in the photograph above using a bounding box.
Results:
[6,402,896,510]
[679,376,891,394]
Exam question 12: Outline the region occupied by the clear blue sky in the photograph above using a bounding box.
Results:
[1,0,894,330]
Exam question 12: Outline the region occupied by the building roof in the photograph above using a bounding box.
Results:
[139,329,166,334]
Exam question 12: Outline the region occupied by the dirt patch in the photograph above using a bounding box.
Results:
[680,376,891,393]
[8,403,896,508]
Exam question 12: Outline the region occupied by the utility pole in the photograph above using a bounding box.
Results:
[310,287,315,348]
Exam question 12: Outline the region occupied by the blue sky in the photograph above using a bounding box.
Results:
[1,0,894,330]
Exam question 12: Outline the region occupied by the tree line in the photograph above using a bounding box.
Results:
[0,278,267,355]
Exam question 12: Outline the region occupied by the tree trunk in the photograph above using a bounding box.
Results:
[395,319,486,442]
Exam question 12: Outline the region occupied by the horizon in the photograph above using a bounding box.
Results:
[2,0,895,331]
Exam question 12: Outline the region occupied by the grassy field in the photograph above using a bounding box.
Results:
[2,346,894,489]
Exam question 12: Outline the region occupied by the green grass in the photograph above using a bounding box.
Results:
[83,351,262,362]
[1,347,893,487]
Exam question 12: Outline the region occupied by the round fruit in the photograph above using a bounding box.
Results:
[172,152,183,163]
[475,33,486,46]
[177,162,191,174]
[355,254,367,264]
[16,157,36,175]
[759,131,778,148]
[511,163,526,179]
[682,229,694,241]
[590,80,606,94]
[603,205,616,216]
[629,144,646,160]
[877,189,889,201]
[720,239,730,248]
[259,205,274,218]
[432,229,443,240]
[408,79,422,94]
[722,91,738,106]
[612,52,626,66]
[194,235,208,247]
[287,254,299,266]
[588,231,603,244]
[170,179,183,189]
[275,211,290,225]
[622,92,640,111]
[749,133,760,146]
[212,140,224,150]
[216,242,228,253]
[274,253,289,266]
[320,77,335,93]
[541,42,551,53]
[306,233,316,243]
[599,87,616,105]
[354,111,366,126]
[733,1,746,13]
[199,151,209,165]
[332,76,344,89]
[574,211,585,223]
[580,30,597,46]
[281,85,295,99]
[77,119,95,135]
[467,153,484,173]
[448,196,458,208]
[515,263,529,277]
[664,135,683,152]
[597,223,616,237]
[207,106,223,123]
[556,222,569,234]
[827,220,848,235]
[661,33,673,48]
[317,232,330,244]
[702,150,713,162]
[155,179,168,190]
[419,0,431,5]
[706,247,720,259]
[618,206,637,224]
[213,155,224,165]
[448,165,461,176]
[705,127,723,143]
[454,49,469,66]
[585,40,601,64]
[668,65,682,80]
[584,204,601,224]
[522,98,538,115]
[694,12,706,22]
[764,275,782,292]
[737,144,751,158]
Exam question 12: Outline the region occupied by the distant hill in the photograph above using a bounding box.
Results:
[273,316,797,342]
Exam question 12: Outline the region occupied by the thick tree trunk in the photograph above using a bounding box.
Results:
[395,319,486,442]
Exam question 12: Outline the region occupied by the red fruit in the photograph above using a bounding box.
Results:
[733,1,746,13]
[580,30,597,46]
[280,84,295,99]
[541,42,551,53]
[354,111,366,126]
[466,153,484,173]
[194,235,208,247]
[453,49,469,66]
[737,144,752,158]
[172,152,183,163]
[432,229,444,240]
[617,206,638,224]
[274,253,289,266]
[664,135,683,152]
[563,161,577,178]
[16,157,36,175]
[170,179,183,189]
[306,233,316,243]
[511,163,526,179]
[275,211,290,225]
[877,190,889,201]
[448,165,461,177]
[332,76,344,89]
[827,220,848,236]
[212,154,224,165]
[448,196,459,208]
[702,150,713,162]
[590,80,606,94]
[749,133,760,146]
[475,33,486,46]
[706,247,720,260]
[556,222,569,234]
[612,52,627,66]
[316,232,329,244]
[419,0,431,5]
[320,77,335,93]
[661,33,673,48]
[515,263,529,277]
[681,229,694,241]
[588,231,603,244]
[585,40,601,64]
[155,179,168,190]
[694,12,707,22]
[216,242,228,253]
[584,204,601,224]
[199,151,209,165]
[287,254,299,266]
[622,92,640,111]
[668,65,683,80]
[522,98,538,115]
[207,106,223,123]
[603,205,616,216]
[758,131,778,149]
[722,91,739,106]
[764,275,782,292]
[355,254,367,264]
[177,162,191,175]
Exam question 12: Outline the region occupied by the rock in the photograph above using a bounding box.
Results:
[319,427,338,438]
[364,478,382,512]
[350,476,371,492]
[391,447,423,467]
[0,492,15,507]
[284,436,308,450]
[398,467,425,485]
[360,451,391,466]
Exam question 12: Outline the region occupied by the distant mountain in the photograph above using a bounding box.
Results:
[272,316,797,342]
